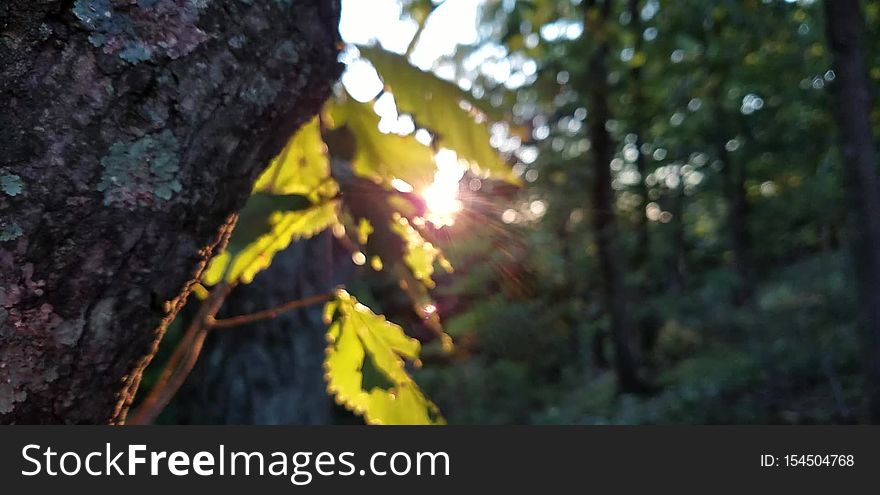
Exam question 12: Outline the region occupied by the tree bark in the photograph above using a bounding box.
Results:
[170,233,350,425]
[705,18,754,306]
[627,0,651,272]
[823,0,880,422]
[0,0,341,424]
[718,141,754,304]
[669,167,687,294]
[583,0,645,393]
[626,0,662,357]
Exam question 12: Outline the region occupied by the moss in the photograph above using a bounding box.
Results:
[54,317,85,347]
[97,130,183,209]
[0,383,26,414]
[118,43,153,63]
[72,0,208,63]
[273,40,300,63]
[227,35,246,49]
[240,74,281,108]
[0,173,22,196]
[0,220,22,242]
[88,298,116,341]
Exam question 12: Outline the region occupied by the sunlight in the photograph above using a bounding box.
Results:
[422,149,466,227]
[422,183,462,227]
[391,178,415,193]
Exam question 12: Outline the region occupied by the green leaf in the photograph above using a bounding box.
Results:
[328,98,437,190]
[225,193,314,254]
[324,290,444,425]
[402,0,435,24]
[203,200,339,285]
[390,215,452,288]
[357,45,518,182]
[203,119,343,286]
[253,117,337,200]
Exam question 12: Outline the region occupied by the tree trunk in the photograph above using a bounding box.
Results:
[169,233,350,425]
[823,0,880,422]
[583,0,644,393]
[718,142,754,304]
[669,167,687,294]
[707,83,753,305]
[626,0,661,358]
[0,0,341,424]
[705,18,754,306]
[627,0,651,272]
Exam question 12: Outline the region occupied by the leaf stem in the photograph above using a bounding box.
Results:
[210,292,335,329]
[404,0,445,58]
[126,286,335,424]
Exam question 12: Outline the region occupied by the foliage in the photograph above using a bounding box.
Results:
[159,0,880,425]
[203,198,338,285]
[327,97,438,189]
[203,117,339,286]
[358,45,518,182]
[253,117,337,200]
[194,42,513,425]
[395,0,874,425]
[390,215,450,288]
[324,290,444,425]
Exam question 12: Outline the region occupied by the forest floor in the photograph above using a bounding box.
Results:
[420,251,865,425]
[543,252,863,424]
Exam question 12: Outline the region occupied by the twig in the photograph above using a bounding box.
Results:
[126,286,334,424]
[127,283,231,425]
[210,292,335,329]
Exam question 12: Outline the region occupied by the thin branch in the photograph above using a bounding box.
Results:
[210,292,335,329]
[127,282,232,425]
[126,286,335,424]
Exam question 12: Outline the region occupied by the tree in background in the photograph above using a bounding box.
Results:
[415,0,870,424]
[581,0,646,392]
[170,233,348,425]
[823,0,880,422]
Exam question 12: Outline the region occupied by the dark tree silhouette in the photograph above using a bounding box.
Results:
[583,0,645,393]
[823,0,880,422]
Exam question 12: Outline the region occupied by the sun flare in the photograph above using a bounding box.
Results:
[422,149,466,227]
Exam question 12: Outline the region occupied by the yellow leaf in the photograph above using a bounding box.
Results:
[324,290,444,425]
[203,201,339,285]
[253,117,337,200]
[357,45,518,183]
[328,98,437,189]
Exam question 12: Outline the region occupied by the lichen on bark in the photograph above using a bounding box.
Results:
[0,0,342,423]
[72,0,209,63]
[1,173,23,197]
[97,130,182,209]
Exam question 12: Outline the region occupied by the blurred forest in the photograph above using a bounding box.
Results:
[139,0,880,425]
[408,0,880,424]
